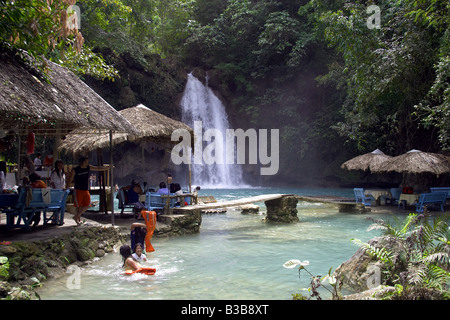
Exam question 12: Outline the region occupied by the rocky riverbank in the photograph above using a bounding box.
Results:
[0,208,203,300]
[0,224,124,300]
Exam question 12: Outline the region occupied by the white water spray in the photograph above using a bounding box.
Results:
[180,73,247,188]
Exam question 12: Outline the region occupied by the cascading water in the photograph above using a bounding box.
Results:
[180,72,246,188]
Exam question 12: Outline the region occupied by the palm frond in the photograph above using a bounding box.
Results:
[351,238,393,265]
[422,252,449,265]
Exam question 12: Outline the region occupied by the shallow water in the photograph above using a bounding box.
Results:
[36,188,403,300]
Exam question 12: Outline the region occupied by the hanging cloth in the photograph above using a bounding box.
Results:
[141,210,156,252]
[26,132,35,155]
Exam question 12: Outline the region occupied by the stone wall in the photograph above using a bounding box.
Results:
[157,209,202,237]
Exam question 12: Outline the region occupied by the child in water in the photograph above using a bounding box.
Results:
[120,244,141,271]
[132,243,147,263]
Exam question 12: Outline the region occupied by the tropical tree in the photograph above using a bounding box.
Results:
[315,0,449,153]
[0,0,117,80]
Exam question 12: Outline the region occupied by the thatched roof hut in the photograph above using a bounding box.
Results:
[371,149,450,176]
[0,47,138,135]
[341,149,392,172]
[58,104,194,155]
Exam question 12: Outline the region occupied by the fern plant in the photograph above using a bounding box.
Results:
[352,213,450,299]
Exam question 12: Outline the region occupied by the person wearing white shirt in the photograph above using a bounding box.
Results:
[34,153,42,171]
[50,160,66,189]
[132,243,147,262]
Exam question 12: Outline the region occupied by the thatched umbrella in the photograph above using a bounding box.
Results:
[0,47,138,135]
[371,149,450,176]
[370,149,450,191]
[341,149,392,172]
[58,104,194,155]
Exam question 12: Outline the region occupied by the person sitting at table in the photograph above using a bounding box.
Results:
[157,182,169,195]
[123,179,143,202]
[122,179,145,212]
[173,183,184,206]
[27,173,46,227]
[29,172,47,188]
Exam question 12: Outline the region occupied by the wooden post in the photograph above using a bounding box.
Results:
[110,130,115,226]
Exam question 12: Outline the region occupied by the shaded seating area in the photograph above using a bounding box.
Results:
[414,192,447,213]
[3,188,69,231]
[145,192,176,212]
[57,104,195,221]
[1,47,139,229]
[384,187,402,207]
[117,187,137,217]
[430,187,450,200]
[353,188,373,206]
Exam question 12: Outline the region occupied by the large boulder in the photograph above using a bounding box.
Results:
[333,236,398,293]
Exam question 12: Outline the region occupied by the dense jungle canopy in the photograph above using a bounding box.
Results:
[1,0,449,186]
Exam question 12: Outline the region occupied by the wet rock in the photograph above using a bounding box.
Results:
[76,247,95,262]
[333,236,404,293]
[0,281,11,298]
[21,256,49,279]
[60,242,78,264]
[343,285,397,300]
[240,204,259,214]
[8,287,31,300]
[96,249,106,258]
[159,209,202,236]
[265,196,299,223]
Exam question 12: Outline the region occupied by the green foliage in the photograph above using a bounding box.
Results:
[351,238,394,266]
[0,0,118,80]
[315,0,449,152]
[0,256,10,280]
[79,0,195,60]
[353,214,450,299]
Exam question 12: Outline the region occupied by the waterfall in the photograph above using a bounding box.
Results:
[180,73,246,188]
